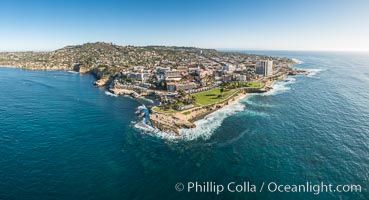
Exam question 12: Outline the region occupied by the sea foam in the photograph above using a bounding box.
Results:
[105,91,118,97]
[133,122,180,141]
[179,98,246,141]
[292,58,304,64]
[256,77,296,96]
[67,71,79,74]
[133,75,302,141]
[134,77,297,140]
[133,96,247,141]
[306,68,325,77]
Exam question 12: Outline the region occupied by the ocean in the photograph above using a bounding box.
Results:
[0,51,368,199]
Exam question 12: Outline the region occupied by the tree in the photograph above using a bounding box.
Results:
[163,104,170,110]
[220,87,224,94]
[191,95,196,103]
[217,87,224,99]
[178,90,187,98]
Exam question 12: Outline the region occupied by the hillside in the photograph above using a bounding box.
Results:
[0,42,294,86]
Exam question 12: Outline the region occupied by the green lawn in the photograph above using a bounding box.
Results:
[191,88,236,106]
[225,81,262,89]
[246,81,262,88]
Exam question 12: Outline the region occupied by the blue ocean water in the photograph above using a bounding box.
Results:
[0,51,368,199]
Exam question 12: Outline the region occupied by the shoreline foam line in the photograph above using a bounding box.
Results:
[134,78,294,141]
[179,99,246,141]
[105,91,118,97]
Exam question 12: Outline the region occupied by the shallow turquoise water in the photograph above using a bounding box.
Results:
[0,51,368,199]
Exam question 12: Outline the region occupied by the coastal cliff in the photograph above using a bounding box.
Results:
[148,70,309,135]
[0,42,308,137]
[0,42,296,88]
[150,88,249,135]
[150,113,195,135]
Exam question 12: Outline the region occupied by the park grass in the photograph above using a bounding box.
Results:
[224,81,262,89]
[191,88,236,106]
[246,81,261,88]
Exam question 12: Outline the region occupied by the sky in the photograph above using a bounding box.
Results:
[0,0,369,51]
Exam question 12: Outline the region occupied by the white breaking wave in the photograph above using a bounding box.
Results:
[134,77,297,140]
[306,68,325,77]
[243,98,275,108]
[133,74,303,141]
[138,97,154,104]
[104,91,118,97]
[179,99,246,141]
[292,58,303,64]
[285,76,296,82]
[261,83,290,96]
[133,122,180,141]
[67,71,79,74]
[255,77,296,96]
[133,96,247,141]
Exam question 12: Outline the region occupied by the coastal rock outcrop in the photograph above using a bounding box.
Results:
[93,78,110,87]
[109,88,140,98]
[90,66,117,87]
[150,89,248,135]
[149,113,195,135]
[289,70,310,75]
[73,64,89,73]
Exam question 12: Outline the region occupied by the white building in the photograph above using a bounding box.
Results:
[239,75,247,82]
[256,60,273,76]
[136,72,150,83]
[223,65,236,72]
[165,70,182,81]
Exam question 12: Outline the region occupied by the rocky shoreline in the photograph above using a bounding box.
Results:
[147,85,257,135]
[0,65,308,137]
[144,70,308,136]
[0,45,310,138]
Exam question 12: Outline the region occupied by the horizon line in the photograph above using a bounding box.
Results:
[0,42,368,53]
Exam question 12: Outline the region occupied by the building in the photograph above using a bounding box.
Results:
[166,82,197,92]
[167,82,177,92]
[223,65,236,72]
[176,82,197,91]
[223,74,233,82]
[239,75,247,82]
[177,66,189,73]
[196,69,213,78]
[214,70,223,81]
[188,66,200,74]
[127,73,137,79]
[133,66,145,72]
[165,70,182,81]
[136,73,150,83]
[255,60,273,76]
[232,73,240,81]
[155,66,171,73]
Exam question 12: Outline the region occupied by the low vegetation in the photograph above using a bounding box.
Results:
[191,88,235,106]
[224,81,262,89]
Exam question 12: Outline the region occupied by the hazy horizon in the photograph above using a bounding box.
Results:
[1,42,369,53]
